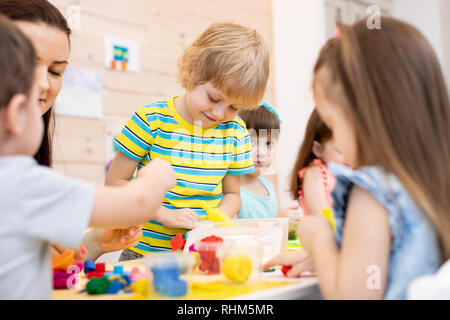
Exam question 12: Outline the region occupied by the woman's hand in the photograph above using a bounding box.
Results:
[51,226,143,262]
[80,225,143,261]
[93,225,144,253]
[263,250,314,278]
[50,243,88,261]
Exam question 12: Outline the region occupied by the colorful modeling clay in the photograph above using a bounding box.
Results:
[106,280,123,294]
[281,265,315,278]
[83,264,148,295]
[281,265,292,277]
[170,233,186,251]
[95,262,106,273]
[130,267,149,282]
[222,253,252,283]
[199,201,234,224]
[51,250,75,271]
[322,208,336,230]
[191,252,199,271]
[84,259,96,274]
[113,265,124,275]
[87,271,106,279]
[129,280,148,296]
[197,236,223,275]
[86,262,111,279]
[191,280,224,292]
[86,277,112,295]
[151,264,187,297]
[53,261,84,289]
[202,235,222,243]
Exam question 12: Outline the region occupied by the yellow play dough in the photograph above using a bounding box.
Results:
[128,280,148,295]
[322,208,336,230]
[199,201,236,226]
[191,280,224,291]
[222,253,252,283]
[191,252,199,271]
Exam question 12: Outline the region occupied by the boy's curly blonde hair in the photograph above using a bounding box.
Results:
[177,22,270,110]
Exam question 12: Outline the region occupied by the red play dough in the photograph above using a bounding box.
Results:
[281,265,292,277]
[198,235,223,275]
[170,233,186,251]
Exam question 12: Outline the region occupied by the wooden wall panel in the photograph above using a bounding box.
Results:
[50,0,274,185]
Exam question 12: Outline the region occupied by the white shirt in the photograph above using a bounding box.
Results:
[0,156,95,299]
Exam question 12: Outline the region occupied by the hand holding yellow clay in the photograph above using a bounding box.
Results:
[322,208,336,230]
[199,201,236,226]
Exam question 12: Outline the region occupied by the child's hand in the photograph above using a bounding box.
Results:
[277,205,301,218]
[263,250,314,278]
[156,207,203,230]
[297,215,332,251]
[138,158,176,190]
[50,243,88,261]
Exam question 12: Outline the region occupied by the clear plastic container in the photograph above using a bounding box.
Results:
[228,218,289,249]
[288,215,301,240]
[142,252,195,275]
[217,240,262,282]
[195,238,224,275]
[184,218,288,264]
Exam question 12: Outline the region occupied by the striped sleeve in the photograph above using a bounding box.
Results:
[114,106,156,162]
[228,125,254,175]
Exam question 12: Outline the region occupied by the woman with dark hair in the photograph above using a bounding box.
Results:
[0,0,142,261]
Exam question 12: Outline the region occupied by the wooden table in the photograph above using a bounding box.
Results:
[52,260,321,300]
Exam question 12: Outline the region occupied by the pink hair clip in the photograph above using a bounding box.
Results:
[335,26,341,38]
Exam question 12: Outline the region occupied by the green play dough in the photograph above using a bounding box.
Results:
[86,277,112,295]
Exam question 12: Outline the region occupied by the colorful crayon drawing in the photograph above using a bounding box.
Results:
[104,36,140,73]
[111,45,129,71]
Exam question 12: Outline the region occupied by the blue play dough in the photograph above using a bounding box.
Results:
[84,259,96,274]
[151,265,187,297]
[167,279,187,297]
[106,280,123,294]
[113,265,124,275]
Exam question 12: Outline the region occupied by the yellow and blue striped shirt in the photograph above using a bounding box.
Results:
[113,96,254,254]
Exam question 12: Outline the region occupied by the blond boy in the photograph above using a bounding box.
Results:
[106,22,270,259]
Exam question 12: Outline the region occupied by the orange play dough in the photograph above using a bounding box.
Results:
[51,250,75,271]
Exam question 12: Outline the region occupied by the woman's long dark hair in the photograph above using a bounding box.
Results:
[35,109,54,167]
[0,0,71,167]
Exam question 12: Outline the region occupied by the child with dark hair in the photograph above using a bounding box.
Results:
[265,17,448,300]
[0,14,175,299]
[290,109,344,216]
[0,0,146,262]
[238,101,299,219]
